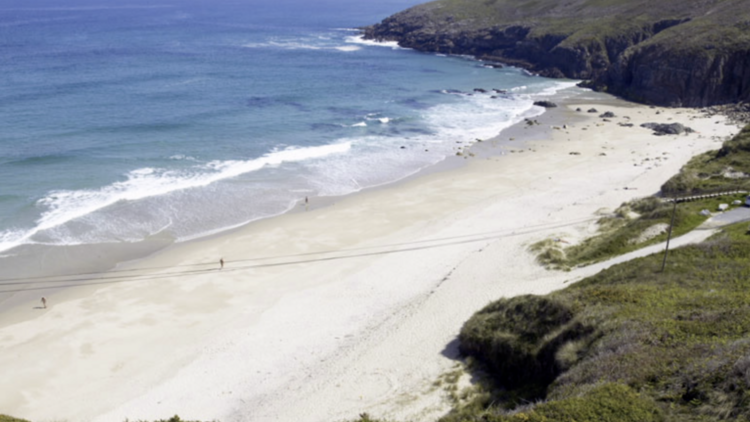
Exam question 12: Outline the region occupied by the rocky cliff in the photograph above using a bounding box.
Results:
[363,0,750,107]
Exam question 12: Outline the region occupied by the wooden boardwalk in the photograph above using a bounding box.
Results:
[666,190,748,203]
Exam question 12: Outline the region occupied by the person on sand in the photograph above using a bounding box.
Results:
[305,196,309,211]
[41,297,47,309]
[220,258,224,269]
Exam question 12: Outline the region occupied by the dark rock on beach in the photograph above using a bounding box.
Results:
[599,111,616,118]
[533,100,557,108]
[641,122,694,135]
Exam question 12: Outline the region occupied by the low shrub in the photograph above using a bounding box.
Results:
[449,223,750,421]
[0,415,31,422]
[662,124,750,196]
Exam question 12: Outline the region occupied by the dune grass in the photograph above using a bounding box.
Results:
[0,415,30,422]
[662,124,750,196]
[447,125,750,421]
[450,221,750,421]
[532,124,750,270]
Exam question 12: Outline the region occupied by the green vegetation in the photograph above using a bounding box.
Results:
[442,126,750,421]
[0,415,30,422]
[383,0,750,52]
[662,125,750,195]
[451,222,750,421]
[367,0,750,106]
[531,193,747,269]
[532,124,750,269]
[448,383,664,422]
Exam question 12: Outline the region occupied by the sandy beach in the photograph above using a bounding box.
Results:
[0,88,742,422]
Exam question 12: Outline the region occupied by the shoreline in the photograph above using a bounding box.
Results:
[0,82,558,316]
[0,88,742,422]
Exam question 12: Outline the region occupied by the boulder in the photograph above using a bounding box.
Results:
[533,100,557,108]
[640,122,694,136]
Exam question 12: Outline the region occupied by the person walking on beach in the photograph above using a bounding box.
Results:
[305,196,309,211]
[41,297,47,309]
[220,258,224,269]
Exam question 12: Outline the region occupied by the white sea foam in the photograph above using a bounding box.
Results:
[364,114,391,124]
[243,41,321,50]
[169,154,197,161]
[0,230,28,255]
[244,40,362,53]
[344,35,405,50]
[425,93,537,144]
[302,89,541,201]
[0,142,351,253]
[334,45,361,52]
[352,122,367,127]
[534,81,580,98]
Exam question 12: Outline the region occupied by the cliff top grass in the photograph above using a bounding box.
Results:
[381,0,750,58]
[368,0,750,105]
[399,0,750,35]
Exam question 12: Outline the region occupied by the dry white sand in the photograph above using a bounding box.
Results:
[0,92,741,422]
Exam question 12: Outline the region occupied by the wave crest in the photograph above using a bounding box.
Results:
[0,142,351,253]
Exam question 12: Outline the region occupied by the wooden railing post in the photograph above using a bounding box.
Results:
[660,198,678,273]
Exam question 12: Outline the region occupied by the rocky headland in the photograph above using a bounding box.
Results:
[363,0,750,107]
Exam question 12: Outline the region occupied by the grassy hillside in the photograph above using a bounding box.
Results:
[409,0,750,51]
[365,0,750,106]
[529,124,750,270]
[662,124,750,195]
[444,126,750,421]
[453,222,750,421]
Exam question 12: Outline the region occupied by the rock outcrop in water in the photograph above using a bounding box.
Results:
[363,0,750,107]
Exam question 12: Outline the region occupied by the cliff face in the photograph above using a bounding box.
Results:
[363,0,750,107]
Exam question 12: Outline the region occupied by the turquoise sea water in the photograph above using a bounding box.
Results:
[0,0,574,259]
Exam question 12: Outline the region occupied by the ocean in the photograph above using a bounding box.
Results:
[0,0,575,275]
